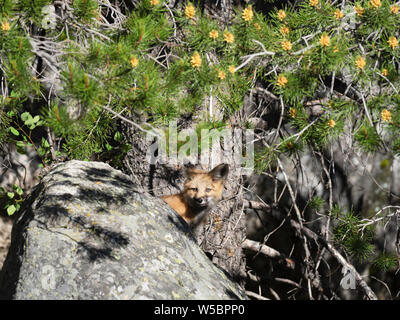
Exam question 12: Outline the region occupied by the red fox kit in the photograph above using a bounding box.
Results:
[162,163,229,229]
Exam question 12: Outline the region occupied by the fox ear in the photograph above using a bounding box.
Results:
[185,163,198,178]
[209,163,229,181]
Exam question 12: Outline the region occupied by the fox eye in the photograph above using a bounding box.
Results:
[189,187,198,192]
[205,188,212,193]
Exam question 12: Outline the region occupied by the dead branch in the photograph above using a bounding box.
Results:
[245,290,270,300]
[246,194,378,300]
[242,239,295,270]
[288,214,378,300]
[243,199,272,211]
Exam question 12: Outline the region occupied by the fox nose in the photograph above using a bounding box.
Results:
[194,197,206,205]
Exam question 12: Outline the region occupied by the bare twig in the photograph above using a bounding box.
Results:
[358,207,400,232]
[370,276,392,300]
[274,277,301,288]
[243,199,271,211]
[289,216,378,300]
[99,104,157,137]
[358,91,374,127]
[245,290,270,300]
[247,196,378,300]
[242,239,295,269]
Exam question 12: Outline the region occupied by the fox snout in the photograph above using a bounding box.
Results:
[191,195,216,208]
[194,196,207,206]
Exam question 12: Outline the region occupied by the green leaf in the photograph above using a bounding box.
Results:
[16,142,26,154]
[21,112,31,122]
[9,126,19,136]
[114,131,122,142]
[41,137,50,148]
[105,143,113,151]
[16,140,26,154]
[7,205,16,216]
[7,192,14,199]
[121,143,131,153]
[21,112,36,129]
[16,141,25,148]
[37,146,45,156]
[13,184,23,196]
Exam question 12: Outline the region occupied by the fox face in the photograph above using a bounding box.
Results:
[183,163,229,211]
[162,163,229,228]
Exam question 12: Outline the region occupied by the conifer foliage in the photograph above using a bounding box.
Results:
[0,0,400,300]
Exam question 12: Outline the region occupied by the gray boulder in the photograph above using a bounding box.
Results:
[0,160,246,300]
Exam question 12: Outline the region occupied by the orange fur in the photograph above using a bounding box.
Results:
[162,164,229,228]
